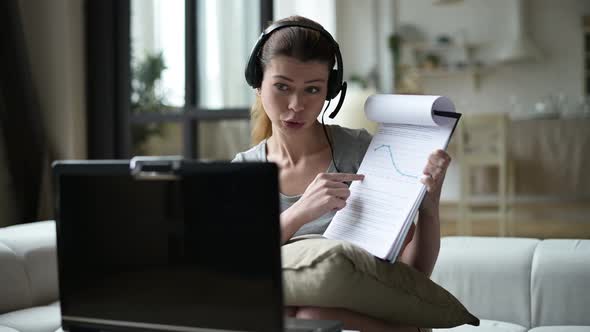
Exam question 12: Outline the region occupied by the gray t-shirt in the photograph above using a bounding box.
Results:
[232,125,372,237]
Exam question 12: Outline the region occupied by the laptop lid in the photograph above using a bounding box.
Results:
[54,159,283,332]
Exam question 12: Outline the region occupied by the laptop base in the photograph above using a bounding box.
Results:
[285,317,342,332]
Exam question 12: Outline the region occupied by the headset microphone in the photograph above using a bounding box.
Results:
[328,81,347,119]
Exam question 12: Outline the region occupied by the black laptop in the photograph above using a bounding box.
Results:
[53,158,342,332]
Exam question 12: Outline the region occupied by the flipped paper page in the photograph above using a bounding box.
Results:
[324,94,459,261]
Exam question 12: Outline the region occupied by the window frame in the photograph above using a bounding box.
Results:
[86,0,273,159]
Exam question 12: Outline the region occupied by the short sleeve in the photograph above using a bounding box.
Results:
[230,141,266,163]
[357,128,373,156]
[330,125,373,174]
[231,153,245,163]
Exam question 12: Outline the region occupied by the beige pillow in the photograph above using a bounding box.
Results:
[282,236,479,329]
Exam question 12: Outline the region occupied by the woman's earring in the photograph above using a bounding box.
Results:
[255,88,261,96]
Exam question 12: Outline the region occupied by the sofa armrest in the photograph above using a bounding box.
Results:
[431,236,539,328]
[0,221,58,314]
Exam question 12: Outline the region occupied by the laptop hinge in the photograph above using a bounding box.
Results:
[130,156,183,180]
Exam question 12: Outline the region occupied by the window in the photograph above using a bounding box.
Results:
[127,0,271,159]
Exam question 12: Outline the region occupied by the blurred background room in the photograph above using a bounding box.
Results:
[1,0,589,238]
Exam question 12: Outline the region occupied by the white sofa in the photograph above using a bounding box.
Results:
[0,221,60,332]
[1,221,589,332]
[432,237,590,332]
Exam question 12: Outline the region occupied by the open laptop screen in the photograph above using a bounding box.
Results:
[55,161,283,332]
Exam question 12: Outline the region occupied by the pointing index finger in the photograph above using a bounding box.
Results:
[325,173,365,182]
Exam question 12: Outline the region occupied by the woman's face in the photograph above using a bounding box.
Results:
[259,55,330,134]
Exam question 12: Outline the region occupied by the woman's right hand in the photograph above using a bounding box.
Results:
[289,172,365,226]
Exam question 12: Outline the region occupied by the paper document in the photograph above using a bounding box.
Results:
[323,94,461,261]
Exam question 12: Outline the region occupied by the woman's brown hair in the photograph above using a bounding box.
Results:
[250,16,336,145]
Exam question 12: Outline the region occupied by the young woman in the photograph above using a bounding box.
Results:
[233,15,450,332]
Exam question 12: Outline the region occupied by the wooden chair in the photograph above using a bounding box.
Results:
[457,112,515,236]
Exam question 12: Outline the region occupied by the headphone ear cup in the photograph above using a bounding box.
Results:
[326,69,340,100]
[245,39,265,88]
[246,58,263,88]
[253,63,263,88]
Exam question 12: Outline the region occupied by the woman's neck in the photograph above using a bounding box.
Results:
[267,121,329,167]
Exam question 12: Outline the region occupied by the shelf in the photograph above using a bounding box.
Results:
[413,64,496,89]
[405,41,479,52]
[401,41,490,89]
[417,67,477,78]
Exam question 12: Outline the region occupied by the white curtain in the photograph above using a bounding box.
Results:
[196,0,259,160]
[197,0,258,109]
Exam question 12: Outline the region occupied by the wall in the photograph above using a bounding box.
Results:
[274,0,337,37]
[336,0,395,92]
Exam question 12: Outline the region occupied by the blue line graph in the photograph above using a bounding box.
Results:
[373,144,419,179]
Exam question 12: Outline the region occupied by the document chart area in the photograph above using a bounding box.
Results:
[326,117,456,259]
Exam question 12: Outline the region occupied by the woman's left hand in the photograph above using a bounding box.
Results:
[419,149,451,216]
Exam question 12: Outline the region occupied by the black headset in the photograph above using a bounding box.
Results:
[244,20,347,119]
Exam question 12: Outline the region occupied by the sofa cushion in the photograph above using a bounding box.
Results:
[531,239,590,327]
[529,327,590,332]
[282,237,479,328]
[431,237,540,328]
[0,221,58,313]
[0,305,60,332]
[0,242,31,314]
[434,319,527,332]
[0,327,19,332]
